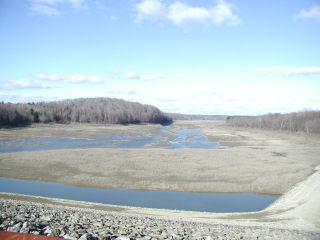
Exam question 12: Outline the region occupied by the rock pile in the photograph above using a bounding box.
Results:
[0,198,319,240]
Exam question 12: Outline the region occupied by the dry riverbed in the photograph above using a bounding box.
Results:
[1,120,320,238]
[0,121,319,195]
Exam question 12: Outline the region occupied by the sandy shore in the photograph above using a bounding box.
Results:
[1,121,320,195]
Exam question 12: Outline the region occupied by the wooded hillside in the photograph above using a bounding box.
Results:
[0,98,172,127]
[226,110,320,134]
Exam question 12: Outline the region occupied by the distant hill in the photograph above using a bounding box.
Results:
[0,98,172,127]
[167,113,227,121]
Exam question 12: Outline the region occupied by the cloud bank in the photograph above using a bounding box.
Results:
[0,79,51,90]
[37,73,102,83]
[136,0,166,22]
[136,0,241,27]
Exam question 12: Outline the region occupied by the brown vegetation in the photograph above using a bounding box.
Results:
[226,110,320,134]
[0,98,172,127]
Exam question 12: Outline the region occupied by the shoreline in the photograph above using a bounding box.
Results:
[1,167,320,240]
[1,164,320,232]
[0,176,283,197]
[1,121,320,238]
[0,175,283,196]
[0,177,279,213]
[1,121,320,195]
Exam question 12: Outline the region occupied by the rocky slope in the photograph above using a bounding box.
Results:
[1,197,319,240]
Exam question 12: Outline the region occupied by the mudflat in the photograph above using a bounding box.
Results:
[0,120,319,195]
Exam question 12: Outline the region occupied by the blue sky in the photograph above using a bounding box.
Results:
[0,0,319,115]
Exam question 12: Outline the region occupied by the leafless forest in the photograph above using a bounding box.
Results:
[226,111,320,134]
[0,98,172,127]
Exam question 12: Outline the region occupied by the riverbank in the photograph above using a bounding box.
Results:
[1,165,320,231]
[0,185,319,240]
[1,121,320,195]
[1,120,320,239]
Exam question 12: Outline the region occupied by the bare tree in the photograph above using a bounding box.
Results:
[0,98,172,127]
[226,110,320,134]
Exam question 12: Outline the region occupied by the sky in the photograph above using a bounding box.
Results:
[0,0,320,115]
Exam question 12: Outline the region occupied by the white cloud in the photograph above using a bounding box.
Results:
[37,73,102,83]
[136,0,241,27]
[210,0,241,26]
[29,0,85,16]
[136,0,166,22]
[30,3,61,16]
[254,66,320,75]
[295,4,320,23]
[168,2,211,25]
[124,72,159,81]
[30,0,85,8]
[0,79,51,90]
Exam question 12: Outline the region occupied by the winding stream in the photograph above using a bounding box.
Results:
[0,126,224,153]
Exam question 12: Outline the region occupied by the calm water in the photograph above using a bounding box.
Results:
[0,178,278,213]
[0,126,224,153]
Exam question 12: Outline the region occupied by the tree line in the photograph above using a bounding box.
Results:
[0,98,172,127]
[226,110,320,134]
[167,113,226,120]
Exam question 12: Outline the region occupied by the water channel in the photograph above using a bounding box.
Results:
[0,178,278,213]
[0,126,224,153]
[0,126,279,212]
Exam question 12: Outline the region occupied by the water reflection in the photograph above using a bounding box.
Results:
[0,177,278,213]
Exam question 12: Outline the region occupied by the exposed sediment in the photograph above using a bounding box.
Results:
[1,121,320,239]
[1,121,320,195]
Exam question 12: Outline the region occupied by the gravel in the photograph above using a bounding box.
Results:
[1,198,319,240]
